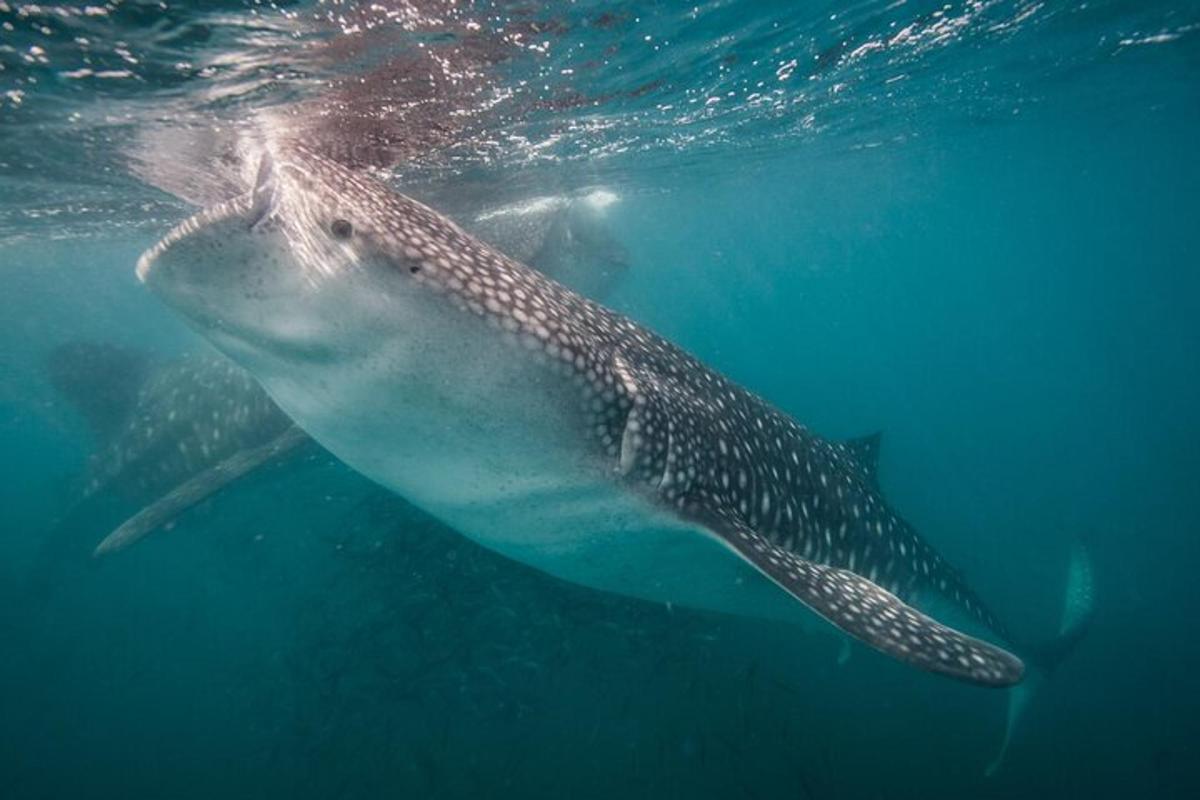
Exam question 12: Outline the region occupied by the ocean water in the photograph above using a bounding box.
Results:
[1,1,1198,798]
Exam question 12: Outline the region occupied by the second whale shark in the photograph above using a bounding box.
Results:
[134,142,1092,697]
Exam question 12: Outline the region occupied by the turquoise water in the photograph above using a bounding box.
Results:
[1,1,1198,797]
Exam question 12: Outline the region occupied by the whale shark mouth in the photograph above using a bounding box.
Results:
[135,192,254,283]
[137,153,280,283]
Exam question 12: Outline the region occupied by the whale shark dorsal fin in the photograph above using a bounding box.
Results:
[709,514,1024,687]
[842,431,882,489]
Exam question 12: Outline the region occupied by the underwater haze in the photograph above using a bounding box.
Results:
[1,1,1198,798]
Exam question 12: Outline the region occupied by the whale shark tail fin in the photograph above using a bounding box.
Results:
[1027,540,1096,675]
[987,541,1096,776]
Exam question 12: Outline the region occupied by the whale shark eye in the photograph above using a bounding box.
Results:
[330,219,353,239]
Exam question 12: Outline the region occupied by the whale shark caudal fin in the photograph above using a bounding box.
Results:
[707,513,1025,687]
[1028,540,1096,673]
[987,541,1096,776]
[93,425,308,557]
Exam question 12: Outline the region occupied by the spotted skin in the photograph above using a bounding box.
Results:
[138,143,1024,687]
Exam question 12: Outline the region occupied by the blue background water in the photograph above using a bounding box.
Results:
[1,1,1198,797]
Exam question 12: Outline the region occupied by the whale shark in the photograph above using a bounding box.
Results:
[133,140,1093,697]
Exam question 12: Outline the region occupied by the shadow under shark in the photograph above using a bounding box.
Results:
[131,140,1094,770]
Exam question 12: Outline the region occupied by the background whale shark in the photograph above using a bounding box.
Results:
[24,345,312,600]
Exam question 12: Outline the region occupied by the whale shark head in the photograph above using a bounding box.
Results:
[137,145,450,372]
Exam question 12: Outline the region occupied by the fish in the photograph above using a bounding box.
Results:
[134,141,1093,695]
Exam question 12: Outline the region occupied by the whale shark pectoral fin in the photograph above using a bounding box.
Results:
[93,426,308,557]
[709,516,1024,687]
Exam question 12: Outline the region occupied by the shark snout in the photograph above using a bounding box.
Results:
[135,151,282,284]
